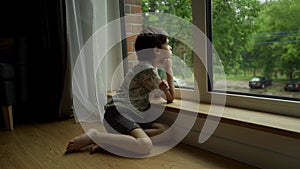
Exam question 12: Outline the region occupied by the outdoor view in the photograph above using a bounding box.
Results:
[142,0,300,99]
[142,0,194,88]
[211,0,300,99]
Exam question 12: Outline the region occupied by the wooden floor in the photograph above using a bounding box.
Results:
[0,119,258,169]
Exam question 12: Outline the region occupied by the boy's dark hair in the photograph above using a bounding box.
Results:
[134,27,168,61]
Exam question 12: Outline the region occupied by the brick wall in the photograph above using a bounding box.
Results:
[124,0,142,69]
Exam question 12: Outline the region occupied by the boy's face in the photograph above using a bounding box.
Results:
[158,38,172,59]
[152,38,172,67]
[162,39,172,53]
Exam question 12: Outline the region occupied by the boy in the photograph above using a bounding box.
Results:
[66,27,174,155]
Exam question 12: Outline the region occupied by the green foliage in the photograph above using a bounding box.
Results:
[141,0,300,81]
[142,0,193,79]
[142,0,192,21]
[253,0,300,80]
[212,0,261,74]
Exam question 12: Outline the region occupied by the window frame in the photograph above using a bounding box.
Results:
[177,0,300,117]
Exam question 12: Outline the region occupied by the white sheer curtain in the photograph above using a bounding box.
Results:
[65,0,124,122]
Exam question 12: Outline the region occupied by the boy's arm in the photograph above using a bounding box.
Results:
[159,59,175,103]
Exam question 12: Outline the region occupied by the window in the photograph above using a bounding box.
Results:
[141,0,194,89]
[124,0,300,117]
[209,0,300,100]
[201,0,300,116]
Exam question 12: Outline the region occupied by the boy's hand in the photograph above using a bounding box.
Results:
[159,79,169,91]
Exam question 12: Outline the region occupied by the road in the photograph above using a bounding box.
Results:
[214,80,300,99]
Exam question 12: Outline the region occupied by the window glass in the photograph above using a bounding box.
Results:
[210,0,300,100]
[142,0,194,88]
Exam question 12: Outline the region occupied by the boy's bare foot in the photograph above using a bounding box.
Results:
[90,144,102,154]
[65,132,94,153]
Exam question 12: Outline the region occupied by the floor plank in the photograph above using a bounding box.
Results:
[0,119,258,169]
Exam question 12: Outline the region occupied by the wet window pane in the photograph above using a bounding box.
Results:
[211,0,300,100]
[142,0,194,88]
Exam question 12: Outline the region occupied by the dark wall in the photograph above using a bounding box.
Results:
[0,0,66,122]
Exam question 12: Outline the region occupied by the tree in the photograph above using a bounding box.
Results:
[142,0,193,79]
[141,0,300,82]
[254,0,300,80]
[212,0,261,75]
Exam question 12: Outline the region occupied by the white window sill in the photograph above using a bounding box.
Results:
[107,91,300,139]
[152,98,300,139]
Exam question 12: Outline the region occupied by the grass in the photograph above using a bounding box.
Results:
[215,70,288,83]
[173,69,290,85]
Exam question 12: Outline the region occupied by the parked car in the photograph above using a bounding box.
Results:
[174,77,187,87]
[249,76,272,89]
[283,79,300,92]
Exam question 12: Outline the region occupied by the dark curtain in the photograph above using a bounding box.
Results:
[0,0,72,123]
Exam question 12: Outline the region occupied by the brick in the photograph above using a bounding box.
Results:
[125,0,141,5]
[131,24,142,33]
[134,0,141,5]
[131,5,141,14]
[125,14,142,24]
[126,23,132,33]
[127,43,133,52]
[127,34,138,43]
[125,0,134,5]
[124,0,141,57]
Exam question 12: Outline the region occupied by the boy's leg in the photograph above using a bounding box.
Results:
[90,127,150,153]
[144,123,173,143]
[91,123,170,153]
[90,123,166,153]
[144,123,169,137]
[67,128,153,155]
[89,128,152,155]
